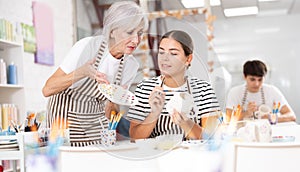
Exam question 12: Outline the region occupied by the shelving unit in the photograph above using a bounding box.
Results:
[0,39,26,122]
[0,134,25,172]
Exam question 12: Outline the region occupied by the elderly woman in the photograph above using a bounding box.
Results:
[127,30,220,140]
[42,1,148,146]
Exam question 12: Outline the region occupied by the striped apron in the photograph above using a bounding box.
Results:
[46,39,124,146]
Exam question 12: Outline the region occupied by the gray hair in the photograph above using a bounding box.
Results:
[103,1,149,39]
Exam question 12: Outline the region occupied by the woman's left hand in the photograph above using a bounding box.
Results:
[171,109,196,137]
[171,109,189,125]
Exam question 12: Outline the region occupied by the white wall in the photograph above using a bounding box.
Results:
[75,0,93,40]
[161,13,300,120]
[0,0,74,113]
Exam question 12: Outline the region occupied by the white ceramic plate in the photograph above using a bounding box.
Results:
[0,140,17,145]
[0,148,19,151]
[98,84,138,106]
[0,143,18,149]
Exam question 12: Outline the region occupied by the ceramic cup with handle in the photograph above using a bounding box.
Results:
[254,104,271,119]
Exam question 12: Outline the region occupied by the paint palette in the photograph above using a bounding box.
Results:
[98,84,138,106]
[272,136,295,143]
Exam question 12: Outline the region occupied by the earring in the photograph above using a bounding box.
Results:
[185,63,190,69]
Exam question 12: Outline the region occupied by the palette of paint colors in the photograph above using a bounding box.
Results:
[98,84,138,106]
[272,136,295,143]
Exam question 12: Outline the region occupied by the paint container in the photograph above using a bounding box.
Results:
[8,62,17,84]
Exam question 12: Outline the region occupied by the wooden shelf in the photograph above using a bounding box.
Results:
[0,134,25,172]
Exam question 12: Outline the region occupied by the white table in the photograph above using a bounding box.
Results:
[58,122,300,172]
[271,122,300,141]
[58,140,222,172]
[223,121,300,172]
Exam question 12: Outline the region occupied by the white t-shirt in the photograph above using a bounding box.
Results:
[226,84,288,111]
[60,35,139,89]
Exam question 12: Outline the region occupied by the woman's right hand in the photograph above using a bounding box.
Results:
[42,58,109,97]
[149,86,165,117]
[78,58,109,84]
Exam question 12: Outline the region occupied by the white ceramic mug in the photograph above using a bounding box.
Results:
[254,104,271,119]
